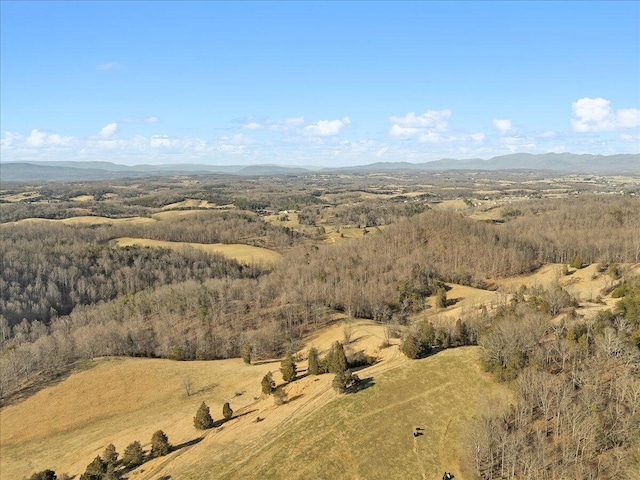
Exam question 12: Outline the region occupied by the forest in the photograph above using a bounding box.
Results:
[1,170,639,478]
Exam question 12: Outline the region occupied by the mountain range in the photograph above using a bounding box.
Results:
[1,153,638,182]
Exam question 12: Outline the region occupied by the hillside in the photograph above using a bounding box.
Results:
[1,320,505,480]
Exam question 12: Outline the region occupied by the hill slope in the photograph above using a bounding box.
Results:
[0,321,505,480]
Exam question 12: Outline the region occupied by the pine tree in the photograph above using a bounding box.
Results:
[307,347,320,375]
[223,402,233,420]
[150,430,171,458]
[280,353,297,383]
[327,341,348,373]
[122,441,145,467]
[261,371,275,395]
[84,456,107,478]
[103,463,123,480]
[193,402,214,430]
[102,443,118,465]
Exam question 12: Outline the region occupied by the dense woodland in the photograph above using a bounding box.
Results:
[1,172,639,477]
[471,281,640,479]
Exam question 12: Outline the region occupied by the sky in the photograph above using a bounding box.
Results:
[1,1,639,167]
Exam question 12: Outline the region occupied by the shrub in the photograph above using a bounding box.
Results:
[193,402,215,430]
[332,369,360,393]
[223,402,233,420]
[569,255,583,269]
[29,471,57,480]
[241,343,253,364]
[435,288,448,308]
[150,430,171,458]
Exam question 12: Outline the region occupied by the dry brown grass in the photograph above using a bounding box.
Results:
[0,315,506,480]
[0,216,157,227]
[70,195,95,202]
[114,237,282,265]
[0,357,280,480]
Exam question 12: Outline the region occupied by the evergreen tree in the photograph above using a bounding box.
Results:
[84,456,107,478]
[29,471,57,480]
[327,341,348,373]
[193,402,215,430]
[401,332,422,359]
[332,369,360,393]
[454,319,469,345]
[223,402,233,420]
[150,430,171,458]
[241,343,253,364]
[121,441,145,468]
[280,353,297,383]
[261,371,275,395]
[307,347,321,375]
[103,464,122,480]
[102,443,118,465]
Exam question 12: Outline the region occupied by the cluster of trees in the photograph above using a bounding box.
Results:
[1,223,259,325]
[30,431,172,480]
[471,288,640,478]
[193,400,234,430]
[116,210,302,250]
[502,196,640,264]
[401,318,477,359]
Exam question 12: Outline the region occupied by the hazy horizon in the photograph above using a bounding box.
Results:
[1,1,638,167]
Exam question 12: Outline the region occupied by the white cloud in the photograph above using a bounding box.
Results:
[0,131,22,147]
[389,125,419,138]
[470,133,486,142]
[97,62,121,71]
[303,117,350,137]
[24,129,74,148]
[242,122,264,130]
[100,123,118,138]
[571,97,640,132]
[493,119,512,134]
[389,110,451,129]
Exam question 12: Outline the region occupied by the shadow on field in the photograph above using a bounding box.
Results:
[349,376,375,394]
[172,436,204,450]
[212,408,258,427]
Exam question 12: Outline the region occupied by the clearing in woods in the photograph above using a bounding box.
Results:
[114,237,283,266]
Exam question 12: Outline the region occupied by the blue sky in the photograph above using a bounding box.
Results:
[1,1,638,166]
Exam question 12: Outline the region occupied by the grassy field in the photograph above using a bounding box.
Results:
[146,347,505,480]
[1,216,157,227]
[0,318,505,480]
[114,237,283,265]
[0,357,281,480]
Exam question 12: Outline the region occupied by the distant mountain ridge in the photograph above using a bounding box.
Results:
[1,153,638,182]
